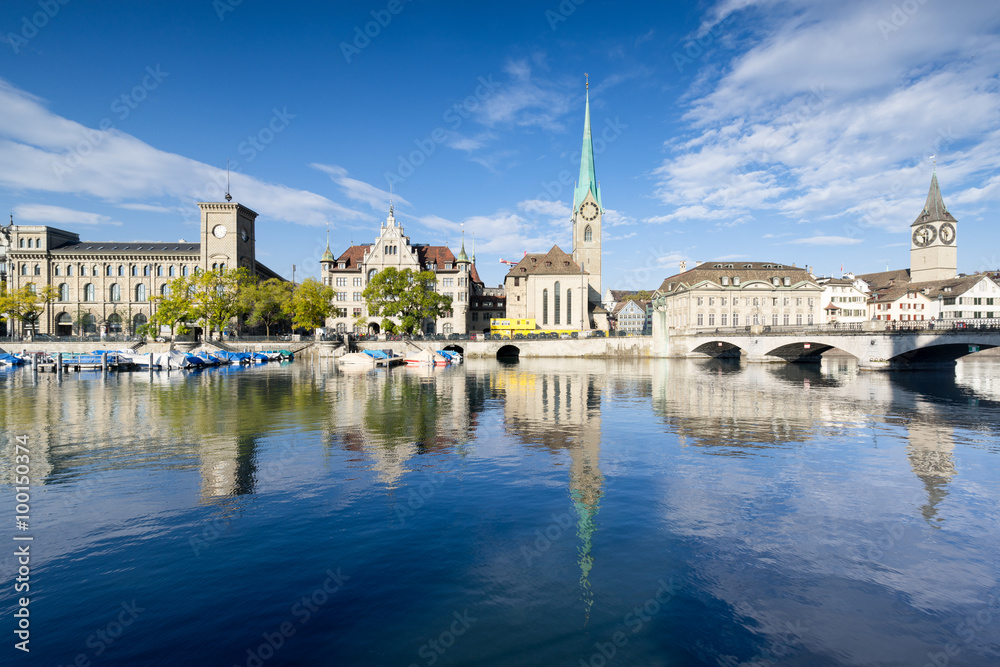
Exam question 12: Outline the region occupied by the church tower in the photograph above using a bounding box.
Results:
[910,172,958,282]
[571,76,602,303]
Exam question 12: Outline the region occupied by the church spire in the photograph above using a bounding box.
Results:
[912,171,957,226]
[573,74,601,212]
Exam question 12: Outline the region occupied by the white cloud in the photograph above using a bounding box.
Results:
[311,163,408,211]
[476,59,574,131]
[0,79,369,229]
[13,204,123,226]
[651,0,1000,236]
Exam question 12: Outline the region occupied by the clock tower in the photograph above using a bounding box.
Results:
[199,200,258,274]
[571,76,602,303]
[909,172,957,282]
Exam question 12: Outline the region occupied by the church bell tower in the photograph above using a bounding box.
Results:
[910,172,957,282]
[571,75,602,303]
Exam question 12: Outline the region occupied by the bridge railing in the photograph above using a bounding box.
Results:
[686,318,1000,336]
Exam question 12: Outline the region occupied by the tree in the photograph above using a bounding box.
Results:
[362,268,452,335]
[288,278,335,331]
[1,284,58,334]
[190,267,254,337]
[245,278,293,336]
[150,275,195,337]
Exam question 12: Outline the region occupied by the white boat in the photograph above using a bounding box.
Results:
[405,348,448,367]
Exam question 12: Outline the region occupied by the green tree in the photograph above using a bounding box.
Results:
[362,268,452,335]
[288,278,335,331]
[150,275,195,337]
[1,283,58,334]
[245,277,293,336]
[190,267,254,337]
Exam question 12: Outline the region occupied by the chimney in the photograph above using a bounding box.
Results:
[678,261,687,273]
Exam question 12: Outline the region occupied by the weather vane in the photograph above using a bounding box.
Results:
[585,72,589,90]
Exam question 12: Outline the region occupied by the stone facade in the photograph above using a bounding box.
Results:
[320,207,483,335]
[1,200,278,336]
[655,262,823,331]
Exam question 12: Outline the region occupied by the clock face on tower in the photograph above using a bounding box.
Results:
[580,201,599,222]
[912,224,936,247]
[939,222,955,245]
[212,224,227,239]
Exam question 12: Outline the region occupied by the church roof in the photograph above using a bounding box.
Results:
[48,241,200,255]
[506,245,586,277]
[912,172,957,227]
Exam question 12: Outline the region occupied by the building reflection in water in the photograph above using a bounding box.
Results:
[492,362,605,618]
[904,414,955,527]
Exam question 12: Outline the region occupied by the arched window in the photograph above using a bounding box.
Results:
[92,265,98,276]
[161,284,171,297]
[118,265,125,276]
[109,284,121,302]
[131,265,138,277]
[169,265,176,277]
[67,265,74,276]
[34,264,41,275]
[135,284,147,302]
[219,263,226,272]
[133,313,147,330]
[106,265,113,277]
[18,238,24,248]
[156,266,163,277]
[368,269,378,282]
[443,323,453,335]
[82,314,97,334]
[26,283,36,295]
[143,265,150,276]
[107,313,122,333]
[567,289,572,326]
[543,288,549,325]
[58,283,69,301]
[84,283,95,301]
[554,281,561,325]
[54,265,62,276]
[20,264,27,275]
[212,263,217,271]
[181,266,189,277]
[584,225,592,242]
[81,265,88,276]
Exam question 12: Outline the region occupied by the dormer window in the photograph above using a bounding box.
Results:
[721,276,730,286]
[771,277,780,286]
[744,263,753,269]
[338,262,345,269]
[783,277,791,286]
[733,277,741,286]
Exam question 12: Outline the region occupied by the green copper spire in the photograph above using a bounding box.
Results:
[321,229,335,263]
[573,75,601,212]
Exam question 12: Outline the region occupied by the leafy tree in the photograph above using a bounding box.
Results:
[245,278,293,336]
[150,275,195,337]
[190,267,254,337]
[288,278,335,331]
[1,283,58,334]
[362,268,452,335]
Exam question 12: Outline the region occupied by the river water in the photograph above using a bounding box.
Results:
[1,356,999,666]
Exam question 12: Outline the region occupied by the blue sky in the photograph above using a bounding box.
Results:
[1,0,999,289]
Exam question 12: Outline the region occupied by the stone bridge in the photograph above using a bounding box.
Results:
[662,323,1000,370]
[355,335,656,360]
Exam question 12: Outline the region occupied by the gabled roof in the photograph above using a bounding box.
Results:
[856,268,911,291]
[414,245,456,268]
[612,299,650,316]
[506,245,585,277]
[908,274,990,300]
[332,245,369,270]
[48,241,200,255]
[912,172,957,227]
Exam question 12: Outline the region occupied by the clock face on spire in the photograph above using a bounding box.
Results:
[939,222,955,245]
[912,224,935,247]
[580,201,599,222]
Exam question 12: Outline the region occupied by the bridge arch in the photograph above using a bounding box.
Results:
[497,344,520,360]
[690,341,743,358]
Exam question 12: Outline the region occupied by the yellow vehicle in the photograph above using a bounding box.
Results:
[488,318,579,339]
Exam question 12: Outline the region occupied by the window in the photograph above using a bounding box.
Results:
[67,265,74,276]
[708,313,715,326]
[20,264,27,276]
[808,298,814,308]
[353,277,362,287]
[169,266,176,277]
[54,265,62,276]
[353,308,362,317]
[732,313,739,326]
[58,283,68,301]
[119,265,125,276]
[368,269,377,281]
[697,313,704,326]
[336,277,347,287]
[131,265,138,276]
[566,289,572,325]
[752,297,759,306]
[697,297,704,306]
[336,292,347,301]
[26,283,36,295]
[807,314,814,325]
[84,283,95,301]
[472,312,479,322]
[144,265,151,276]
[772,298,778,306]
[721,313,727,326]
[733,297,739,306]
[156,266,163,277]
[543,289,549,325]
[136,284,147,301]
[445,263,452,270]
[709,297,715,306]
[442,278,454,287]
[182,266,189,277]
[783,314,790,325]
[161,284,171,297]
[514,277,520,287]
[554,281,561,324]
[584,225,593,242]
[34,264,41,275]
[109,284,121,302]
[106,265,113,276]
[18,239,24,248]
[796,314,803,325]
[353,292,362,301]
[796,298,802,306]
[772,314,778,325]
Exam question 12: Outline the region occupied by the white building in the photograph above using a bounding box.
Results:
[817,275,870,324]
